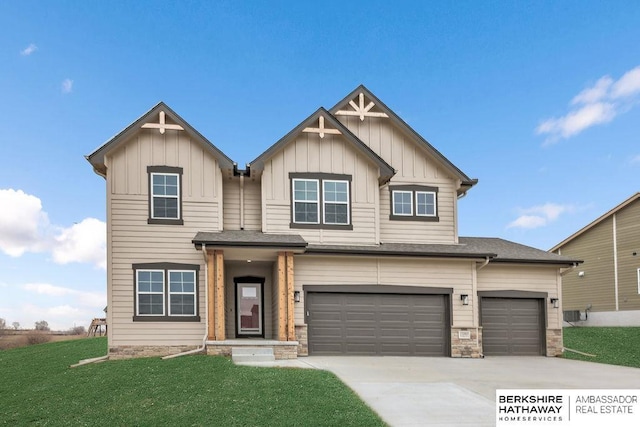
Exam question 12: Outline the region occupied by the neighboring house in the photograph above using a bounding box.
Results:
[86,85,578,360]
[551,193,640,326]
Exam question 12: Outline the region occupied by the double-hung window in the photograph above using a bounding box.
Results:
[389,185,439,221]
[290,173,352,229]
[133,263,199,321]
[147,166,183,225]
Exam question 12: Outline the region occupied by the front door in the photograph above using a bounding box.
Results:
[235,280,264,337]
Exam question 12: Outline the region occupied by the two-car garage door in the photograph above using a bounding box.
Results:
[306,289,450,356]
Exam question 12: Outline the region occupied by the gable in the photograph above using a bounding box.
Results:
[86,102,234,177]
[330,86,477,194]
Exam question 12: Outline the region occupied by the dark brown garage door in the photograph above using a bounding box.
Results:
[307,292,449,356]
[481,298,544,356]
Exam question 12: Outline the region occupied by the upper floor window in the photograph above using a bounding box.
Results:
[290,173,352,229]
[389,185,439,222]
[133,262,200,322]
[147,166,184,225]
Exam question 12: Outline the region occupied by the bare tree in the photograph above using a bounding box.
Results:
[12,322,20,330]
[35,320,50,331]
[69,325,86,335]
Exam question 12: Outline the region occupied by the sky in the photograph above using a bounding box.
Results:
[1,1,639,331]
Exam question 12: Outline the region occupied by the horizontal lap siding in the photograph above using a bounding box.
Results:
[477,265,561,329]
[107,130,222,347]
[615,200,640,311]
[262,132,379,244]
[295,256,474,326]
[558,217,616,312]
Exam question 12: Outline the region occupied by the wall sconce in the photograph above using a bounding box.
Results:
[550,298,559,309]
[294,291,301,303]
[460,294,469,305]
[578,271,585,277]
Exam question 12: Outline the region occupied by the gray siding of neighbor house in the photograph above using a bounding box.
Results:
[556,217,616,312]
[106,129,223,347]
[612,199,640,311]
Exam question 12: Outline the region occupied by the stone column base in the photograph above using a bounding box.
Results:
[451,327,483,358]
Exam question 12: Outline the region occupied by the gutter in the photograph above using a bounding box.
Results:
[163,244,209,360]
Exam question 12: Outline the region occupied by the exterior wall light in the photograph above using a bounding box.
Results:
[550,298,559,309]
[294,291,301,303]
[460,294,469,305]
[578,271,585,277]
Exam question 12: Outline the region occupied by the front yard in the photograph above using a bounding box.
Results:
[563,326,640,368]
[0,337,385,426]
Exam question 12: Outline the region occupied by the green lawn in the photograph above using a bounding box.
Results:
[563,327,640,368]
[0,338,386,426]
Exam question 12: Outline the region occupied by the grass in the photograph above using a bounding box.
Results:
[563,327,640,368]
[0,338,386,426]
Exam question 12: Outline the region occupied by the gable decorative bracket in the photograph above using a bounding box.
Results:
[141,111,184,134]
[335,92,389,121]
[302,115,341,139]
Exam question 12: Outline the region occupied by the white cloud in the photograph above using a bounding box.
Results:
[23,283,75,297]
[23,283,105,309]
[20,43,37,56]
[630,154,640,165]
[0,188,105,269]
[0,189,49,256]
[52,218,106,269]
[507,203,576,229]
[61,78,73,94]
[537,65,640,143]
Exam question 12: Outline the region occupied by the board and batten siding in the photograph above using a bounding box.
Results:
[294,255,475,327]
[477,264,562,329]
[558,217,616,312]
[106,129,223,347]
[338,115,459,244]
[261,133,380,244]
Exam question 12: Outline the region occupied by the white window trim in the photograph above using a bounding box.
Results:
[136,269,165,316]
[392,190,414,216]
[168,270,197,316]
[322,180,350,225]
[150,172,181,220]
[292,178,320,224]
[415,191,437,217]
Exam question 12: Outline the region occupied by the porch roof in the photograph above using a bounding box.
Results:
[193,230,308,250]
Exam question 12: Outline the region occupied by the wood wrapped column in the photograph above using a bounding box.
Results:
[277,251,296,341]
[207,251,215,341]
[206,250,225,341]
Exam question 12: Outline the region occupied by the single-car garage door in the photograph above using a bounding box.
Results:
[307,291,449,356]
[481,297,544,356]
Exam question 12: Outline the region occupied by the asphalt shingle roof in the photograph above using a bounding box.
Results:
[192,230,307,248]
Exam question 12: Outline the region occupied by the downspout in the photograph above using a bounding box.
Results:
[613,214,619,311]
[560,263,579,276]
[476,256,490,270]
[240,172,245,230]
[163,244,209,359]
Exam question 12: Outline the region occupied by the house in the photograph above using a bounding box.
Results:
[550,193,640,326]
[86,85,578,360]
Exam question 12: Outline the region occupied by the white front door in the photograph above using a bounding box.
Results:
[236,282,263,337]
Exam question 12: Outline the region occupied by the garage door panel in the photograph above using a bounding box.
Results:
[308,292,448,356]
[481,297,543,356]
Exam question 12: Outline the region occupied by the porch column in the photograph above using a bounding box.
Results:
[277,252,287,341]
[214,250,225,340]
[286,252,295,341]
[207,251,215,341]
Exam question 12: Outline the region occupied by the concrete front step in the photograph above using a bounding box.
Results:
[231,347,275,363]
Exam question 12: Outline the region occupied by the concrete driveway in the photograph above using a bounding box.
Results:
[303,356,640,427]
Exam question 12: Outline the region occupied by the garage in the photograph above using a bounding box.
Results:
[305,286,450,356]
[480,296,545,356]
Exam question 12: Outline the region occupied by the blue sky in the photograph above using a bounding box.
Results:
[1,1,639,330]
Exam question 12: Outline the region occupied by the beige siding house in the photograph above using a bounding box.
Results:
[551,193,640,326]
[87,86,577,360]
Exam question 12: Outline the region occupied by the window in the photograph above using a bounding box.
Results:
[290,173,352,229]
[147,166,183,225]
[389,185,439,221]
[133,263,200,321]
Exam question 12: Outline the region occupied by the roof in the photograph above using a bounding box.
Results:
[248,107,395,184]
[329,85,478,194]
[192,230,308,249]
[550,192,640,252]
[86,102,234,177]
[305,237,580,265]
